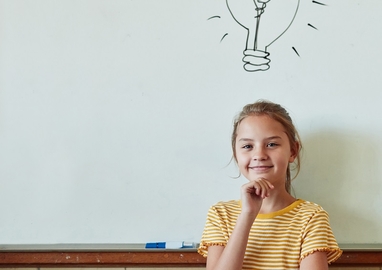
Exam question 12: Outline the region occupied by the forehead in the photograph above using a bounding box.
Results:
[236,115,287,136]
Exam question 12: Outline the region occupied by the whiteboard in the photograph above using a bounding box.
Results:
[1,0,381,244]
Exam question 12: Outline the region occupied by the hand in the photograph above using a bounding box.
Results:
[240,178,274,215]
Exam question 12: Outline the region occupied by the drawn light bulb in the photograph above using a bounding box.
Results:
[226,0,300,72]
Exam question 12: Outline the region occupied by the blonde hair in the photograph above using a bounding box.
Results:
[231,100,302,193]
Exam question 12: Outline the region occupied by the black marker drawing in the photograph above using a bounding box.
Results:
[209,0,327,72]
[312,1,326,6]
[308,23,318,30]
[225,0,300,72]
[292,47,300,57]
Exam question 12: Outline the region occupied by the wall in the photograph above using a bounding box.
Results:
[1,0,382,244]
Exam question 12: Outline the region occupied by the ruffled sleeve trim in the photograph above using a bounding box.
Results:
[197,241,226,258]
[300,248,343,264]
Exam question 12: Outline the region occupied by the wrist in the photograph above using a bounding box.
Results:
[238,211,257,223]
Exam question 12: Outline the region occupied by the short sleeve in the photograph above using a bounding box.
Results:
[300,209,343,264]
[197,205,230,258]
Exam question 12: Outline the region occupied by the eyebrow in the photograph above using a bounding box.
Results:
[237,136,283,142]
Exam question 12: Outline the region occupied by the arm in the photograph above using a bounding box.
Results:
[299,208,342,267]
[205,178,274,270]
[206,212,255,270]
[300,251,328,270]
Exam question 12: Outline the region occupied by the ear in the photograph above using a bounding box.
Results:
[289,141,299,163]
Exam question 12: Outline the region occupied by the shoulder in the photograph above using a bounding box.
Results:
[210,200,241,212]
[207,200,241,219]
[295,200,328,215]
[211,200,241,210]
[290,200,331,225]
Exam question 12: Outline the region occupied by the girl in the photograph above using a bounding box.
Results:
[198,100,342,269]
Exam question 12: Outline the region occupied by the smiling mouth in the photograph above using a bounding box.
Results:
[249,166,273,172]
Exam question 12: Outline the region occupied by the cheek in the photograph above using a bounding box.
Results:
[234,148,243,162]
[279,156,292,169]
[273,153,289,166]
[236,153,250,168]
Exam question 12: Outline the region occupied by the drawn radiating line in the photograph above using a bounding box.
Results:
[220,33,228,42]
[308,23,318,30]
[292,47,300,57]
[207,16,221,20]
[312,1,326,6]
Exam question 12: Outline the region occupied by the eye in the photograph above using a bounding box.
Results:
[242,144,253,149]
[267,142,279,147]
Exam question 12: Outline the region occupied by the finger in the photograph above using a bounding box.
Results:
[256,177,274,189]
[255,178,274,198]
[259,182,269,198]
[243,181,262,198]
[265,181,275,190]
[242,182,257,195]
[248,180,267,198]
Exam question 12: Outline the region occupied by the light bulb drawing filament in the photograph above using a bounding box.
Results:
[226,0,300,72]
[253,3,266,51]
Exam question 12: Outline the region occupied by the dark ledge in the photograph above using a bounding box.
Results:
[0,244,381,267]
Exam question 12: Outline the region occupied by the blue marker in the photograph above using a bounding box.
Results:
[145,241,196,249]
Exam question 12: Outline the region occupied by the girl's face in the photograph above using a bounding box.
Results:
[235,115,297,188]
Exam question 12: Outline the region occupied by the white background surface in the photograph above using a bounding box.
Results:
[1,0,381,244]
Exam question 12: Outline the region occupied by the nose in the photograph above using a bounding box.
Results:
[252,146,267,161]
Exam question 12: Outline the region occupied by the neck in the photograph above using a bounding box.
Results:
[259,189,296,214]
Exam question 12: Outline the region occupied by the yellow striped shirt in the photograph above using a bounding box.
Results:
[198,199,342,269]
